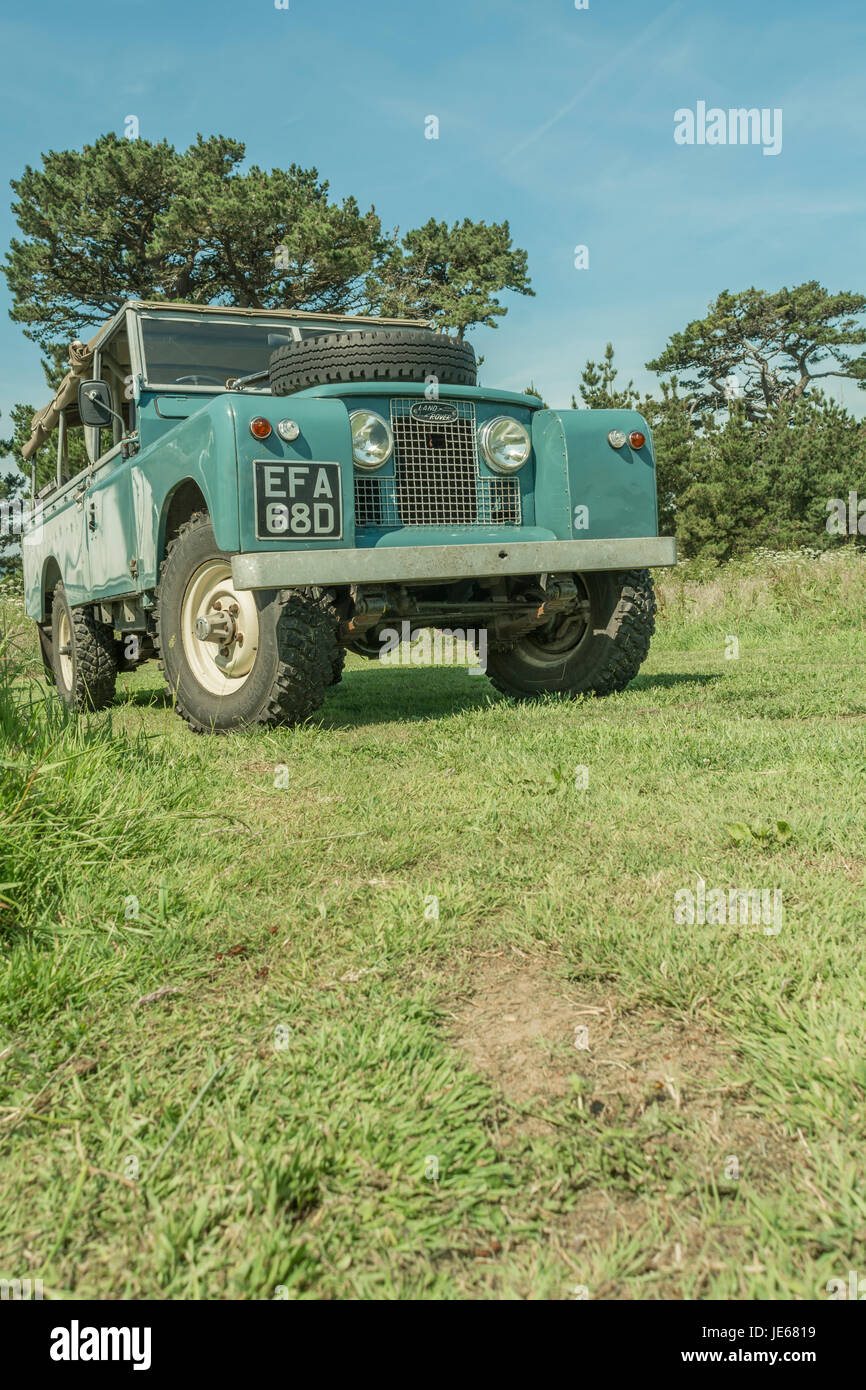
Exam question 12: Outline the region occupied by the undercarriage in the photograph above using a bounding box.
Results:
[333,572,591,655]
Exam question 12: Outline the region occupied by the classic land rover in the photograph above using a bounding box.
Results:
[20,302,675,732]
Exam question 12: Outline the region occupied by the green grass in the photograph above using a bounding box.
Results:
[0,548,864,1300]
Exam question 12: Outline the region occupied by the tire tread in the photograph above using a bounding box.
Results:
[51,581,117,711]
[487,569,657,701]
[269,329,476,394]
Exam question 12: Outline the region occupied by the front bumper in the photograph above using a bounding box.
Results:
[231,536,677,589]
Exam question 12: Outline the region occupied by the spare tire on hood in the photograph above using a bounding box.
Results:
[268,328,477,395]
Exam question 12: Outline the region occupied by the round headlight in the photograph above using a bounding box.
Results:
[350,410,393,470]
[479,416,531,474]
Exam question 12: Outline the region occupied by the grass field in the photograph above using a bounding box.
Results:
[1,549,864,1300]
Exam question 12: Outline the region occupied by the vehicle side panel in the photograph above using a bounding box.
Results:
[23,485,90,619]
[85,453,137,601]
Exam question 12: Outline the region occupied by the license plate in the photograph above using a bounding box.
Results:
[253,460,342,540]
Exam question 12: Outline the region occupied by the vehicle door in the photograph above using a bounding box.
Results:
[84,322,139,599]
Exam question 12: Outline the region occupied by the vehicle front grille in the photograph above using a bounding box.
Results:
[353,398,522,529]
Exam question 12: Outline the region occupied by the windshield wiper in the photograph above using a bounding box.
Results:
[227,368,271,391]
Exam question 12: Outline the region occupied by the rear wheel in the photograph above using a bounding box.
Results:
[155,512,338,733]
[49,582,117,710]
[486,570,656,700]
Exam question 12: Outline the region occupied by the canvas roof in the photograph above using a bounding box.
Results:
[21,300,430,461]
[22,330,101,461]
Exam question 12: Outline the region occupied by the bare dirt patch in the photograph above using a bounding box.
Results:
[448,951,737,1135]
[444,951,807,1295]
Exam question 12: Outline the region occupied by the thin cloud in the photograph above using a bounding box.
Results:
[507,0,687,159]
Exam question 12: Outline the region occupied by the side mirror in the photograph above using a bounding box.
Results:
[78,379,114,428]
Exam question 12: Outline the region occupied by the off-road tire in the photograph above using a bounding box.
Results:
[49,582,118,711]
[299,587,345,686]
[487,569,656,700]
[155,512,331,733]
[269,329,477,395]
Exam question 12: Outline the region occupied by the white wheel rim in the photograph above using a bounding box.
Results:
[57,609,73,688]
[181,560,260,698]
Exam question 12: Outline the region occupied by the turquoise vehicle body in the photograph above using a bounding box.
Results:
[21,301,675,638]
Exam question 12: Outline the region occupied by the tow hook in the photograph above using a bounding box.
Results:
[341,585,389,638]
[535,574,582,620]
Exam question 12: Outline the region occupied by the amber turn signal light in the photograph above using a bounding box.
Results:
[628,430,646,450]
[249,417,272,440]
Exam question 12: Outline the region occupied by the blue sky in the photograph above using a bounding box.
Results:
[1,0,864,443]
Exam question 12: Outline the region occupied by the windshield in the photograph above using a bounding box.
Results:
[140,315,372,386]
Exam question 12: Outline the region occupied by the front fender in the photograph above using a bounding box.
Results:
[533,409,659,541]
[135,397,242,589]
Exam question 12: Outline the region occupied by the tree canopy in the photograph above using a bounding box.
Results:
[646,283,866,420]
[569,334,866,561]
[5,134,533,352]
[368,218,533,338]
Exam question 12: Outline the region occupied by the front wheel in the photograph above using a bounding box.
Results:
[155,512,339,733]
[486,569,656,700]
